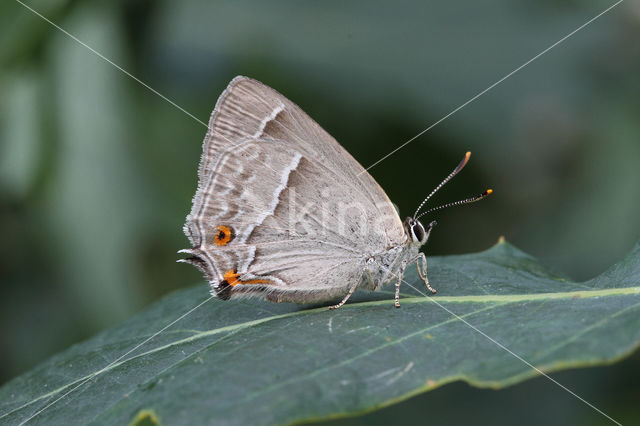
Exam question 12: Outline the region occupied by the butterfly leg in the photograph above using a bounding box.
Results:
[416,253,436,294]
[394,271,403,308]
[328,273,362,310]
[394,260,410,308]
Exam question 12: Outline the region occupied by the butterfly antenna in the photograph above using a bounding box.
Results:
[413,151,471,219]
[415,189,493,220]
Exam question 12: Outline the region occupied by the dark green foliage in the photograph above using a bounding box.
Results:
[1,241,638,425]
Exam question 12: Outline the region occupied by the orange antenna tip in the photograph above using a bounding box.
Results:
[454,151,471,173]
[412,151,478,219]
[485,189,493,195]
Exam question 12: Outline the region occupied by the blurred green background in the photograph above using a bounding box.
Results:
[1,0,639,424]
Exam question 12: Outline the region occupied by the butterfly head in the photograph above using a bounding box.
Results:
[404,217,435,246]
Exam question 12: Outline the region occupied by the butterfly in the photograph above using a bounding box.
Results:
[179,76,491,309]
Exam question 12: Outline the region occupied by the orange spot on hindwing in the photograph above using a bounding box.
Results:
[213,225,234,246]
[216,269,273,302]
[223,269,241,286]
[221,269,272,288]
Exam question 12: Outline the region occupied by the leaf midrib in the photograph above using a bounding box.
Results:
[3,285,638,420]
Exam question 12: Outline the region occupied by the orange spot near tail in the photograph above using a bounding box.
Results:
[223,269,271,287]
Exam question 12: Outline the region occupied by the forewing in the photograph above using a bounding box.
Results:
[230,77,405,248]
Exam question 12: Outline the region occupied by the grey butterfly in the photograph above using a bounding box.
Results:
[179,76,491,309]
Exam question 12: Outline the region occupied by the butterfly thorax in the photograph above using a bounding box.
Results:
[360,216,432,291]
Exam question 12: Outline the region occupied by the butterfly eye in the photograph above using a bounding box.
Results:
[412,223,425,243]
[213,225,235,246]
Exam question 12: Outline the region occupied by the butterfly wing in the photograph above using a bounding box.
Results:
[181,76,405,302]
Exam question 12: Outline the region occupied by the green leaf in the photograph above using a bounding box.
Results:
[1,240,639,425]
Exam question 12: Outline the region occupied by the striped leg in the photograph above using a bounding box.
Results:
[394,272,403,308]
[416,253,436,294]
[394,260,409,308]
[329,273,362,310]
